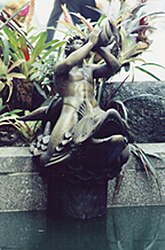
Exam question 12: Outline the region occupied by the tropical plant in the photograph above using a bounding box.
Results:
[0,3,66,142]
[0,5,66,110]
[0,58,26,102]
[0,109,41,144]
[0,0,164,146]
[1,24,65,86]
[58,1,165,90]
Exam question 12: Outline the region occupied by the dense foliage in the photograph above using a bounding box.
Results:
[0,0,164,144]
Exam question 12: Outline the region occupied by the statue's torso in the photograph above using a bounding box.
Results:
[55,65,95,104]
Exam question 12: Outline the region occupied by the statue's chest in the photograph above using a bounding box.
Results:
[69,66,93,82]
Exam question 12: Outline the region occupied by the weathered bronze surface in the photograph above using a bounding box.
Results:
[28,23,132,218]
[29,23,131,180]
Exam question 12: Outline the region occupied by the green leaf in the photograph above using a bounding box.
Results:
[57,21,85,36]
[3,26,19,48]
[4,80,13,102]
[141,62,165,70]
[97,14,107,26]
[9,72,26,79]
[8,59,25,73]
[0,81,5,92]
[40,41,66,61]
[29,31,48,64]
[43,39,64,50]
[119,26,127,51]
[0,59,7,75]
[0,34,9,65]
[28,32,44,44]
[135,66,161,81]
[29,72,41,81]
[7,109,23,115]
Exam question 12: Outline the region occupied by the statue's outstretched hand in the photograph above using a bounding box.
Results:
[88,27,102,47]
[91,21,119,49]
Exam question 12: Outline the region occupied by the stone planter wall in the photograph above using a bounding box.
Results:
[0,143,164,212]
[0,147,47,212]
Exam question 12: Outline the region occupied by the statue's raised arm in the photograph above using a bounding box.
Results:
[55,28,102,76]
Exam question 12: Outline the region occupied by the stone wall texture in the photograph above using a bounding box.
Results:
[101,81,165,142]
[0,147,47,212]
[0,144,164,212]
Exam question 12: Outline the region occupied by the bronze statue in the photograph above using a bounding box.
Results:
[20,21,133,218]
[28,22,132,180]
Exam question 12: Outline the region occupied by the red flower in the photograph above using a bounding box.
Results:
[19,5,30,17]
[20,36,30,61]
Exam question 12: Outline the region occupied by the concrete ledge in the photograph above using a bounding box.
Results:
[0,147,47,212]
[108,143,165,207]
[0,144,164,212]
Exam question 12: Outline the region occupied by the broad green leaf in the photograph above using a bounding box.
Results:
[43,39,64,50]
[40,41,66,61]
[119,27,129,52]
[3,26,19,48]
[0,60,7,76]
[57,20,85,36]
[29,31,48,64]
[0,81,5,92]
[5,109,23,115]
[9,43,24,61]
[0,34,9,65]
[30,62,42,68]
[30,72,40,81]
[5,80,13,102]
[8,59,25,73]
[97,14,107,26]
[9,50,22,62]
[0,97,3,110]
[29,32,45,44]
[9,72,26,79]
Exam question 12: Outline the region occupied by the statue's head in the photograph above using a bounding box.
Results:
[65,35,86,57]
